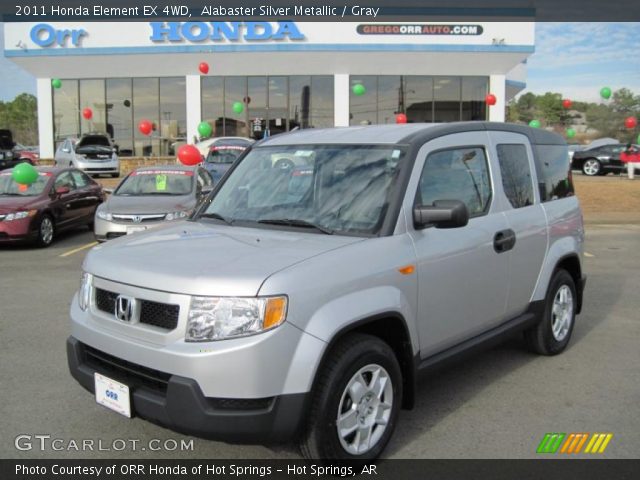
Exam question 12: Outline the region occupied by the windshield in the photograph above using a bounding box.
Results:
[115,170,194,196]
[199,144,406,236]
[206,146,247,164]
[0,172,50,196]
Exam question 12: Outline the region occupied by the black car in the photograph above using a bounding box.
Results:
[0,129,20,171]
[571,144,632,176]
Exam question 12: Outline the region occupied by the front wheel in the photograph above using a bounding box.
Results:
[582,158,601,176]
[524,269,577,355]
[300,333,402,461]
[36,214,55,247]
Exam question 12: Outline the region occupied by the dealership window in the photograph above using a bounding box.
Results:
[133,78,160,156]
[461,77,488,121]
[106,78,133,156]
[53,79,79,146]
[201,77,224,137]
[268,77,288,136]
[309,76,334,129]
[496,144,534,208]
[79,79,106,135]
[350,76,488,124]
[224,77,249,138]
[405,76,434,123]
[433,77,461,122]
[159,78,186,156]
[289,76,311,129]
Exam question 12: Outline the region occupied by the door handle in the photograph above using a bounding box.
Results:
[494,229,516,253]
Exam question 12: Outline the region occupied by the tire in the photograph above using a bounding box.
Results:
[35,214,55,248]
[300,333,402,461]
[524,269,577,355]
[582,158,601,176]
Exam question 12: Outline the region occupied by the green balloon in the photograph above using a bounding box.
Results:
[352,84,366,96]
[197,121,212,138]
[51,78,62,89]
[529,120,541,129]
[12,162,39,186]
[600,87,612,100]
[232,102,244,114]
[566,128,576,138]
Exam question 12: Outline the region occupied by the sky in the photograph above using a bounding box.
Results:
[0,22,639,102]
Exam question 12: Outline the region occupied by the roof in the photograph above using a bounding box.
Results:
[258,122,565,147]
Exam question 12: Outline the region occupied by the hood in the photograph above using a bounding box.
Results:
[104,194,196,215]
[0,130,14,151]
[0,195,44,213]
[84,222,364,296]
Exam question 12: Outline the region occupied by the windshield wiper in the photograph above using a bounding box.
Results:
[199,212,233,225]
[257,218,334,235]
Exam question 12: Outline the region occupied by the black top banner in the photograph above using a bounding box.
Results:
[1,0,640,22]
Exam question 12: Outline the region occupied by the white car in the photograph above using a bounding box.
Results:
[55,133,120,178]
[195,136,253,156]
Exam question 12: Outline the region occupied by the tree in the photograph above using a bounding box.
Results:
[0,93,39,145]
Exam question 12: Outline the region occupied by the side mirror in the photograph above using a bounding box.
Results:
[55,186,71,195]
[413,199,469,230]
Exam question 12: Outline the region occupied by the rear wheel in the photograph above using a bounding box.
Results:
[524,269,577,355]
[36,214,55,247]
[582,158,601,176]
[300,333,402,461]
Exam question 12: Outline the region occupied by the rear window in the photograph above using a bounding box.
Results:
[78,135,110,147]
[532,144,575,202]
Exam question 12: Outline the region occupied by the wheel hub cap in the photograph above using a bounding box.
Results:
[552,285,574,341]
[336,364,393,455]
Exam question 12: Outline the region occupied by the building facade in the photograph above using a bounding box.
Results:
[4,21,533,158]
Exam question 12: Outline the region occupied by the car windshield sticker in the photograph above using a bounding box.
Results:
[131,170,194,176]
[210,146,246,151]
[294,150,314,157]
[156,174,167,191]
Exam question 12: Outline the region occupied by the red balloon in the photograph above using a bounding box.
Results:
[82,108,93,120]
[562,99,572,109]
[624,116,638,129]
[395,113,408,124]
[138,120,153,136]
[485,94,497,106]
[177,144,202,166]
[198,62,209,74]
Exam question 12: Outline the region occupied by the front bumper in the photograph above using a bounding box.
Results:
[0,217,36,242]
[77,159,119,175]
[94,216,165,241]
[67,337,308,442]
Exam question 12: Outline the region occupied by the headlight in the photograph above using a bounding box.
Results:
[186,296,287,342]
[96,211,112,221]
[75,154,85,160]
[78,272,93,311]
[165,211,189,221]
[4,210,36,221]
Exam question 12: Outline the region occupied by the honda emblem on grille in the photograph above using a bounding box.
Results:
[115,295,134,322]
[132,216,142,224]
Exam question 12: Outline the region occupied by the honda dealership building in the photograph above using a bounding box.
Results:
[4,20,533,158]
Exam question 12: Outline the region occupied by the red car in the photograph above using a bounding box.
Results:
[0,167,104,247]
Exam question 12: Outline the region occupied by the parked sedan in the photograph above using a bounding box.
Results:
[571,143,631,176]
[203,138,253,183]
[55,133,120,178]
[94,165,213,241]
[0,167,104,247]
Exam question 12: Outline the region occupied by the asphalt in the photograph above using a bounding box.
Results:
[0,224,638,459]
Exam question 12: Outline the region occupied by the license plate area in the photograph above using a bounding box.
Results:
[126,226,147,234]
[94,372,132,418]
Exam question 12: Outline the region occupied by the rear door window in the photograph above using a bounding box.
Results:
[496,144,534,209]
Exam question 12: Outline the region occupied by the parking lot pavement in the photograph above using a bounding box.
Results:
[1,225,639,459]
